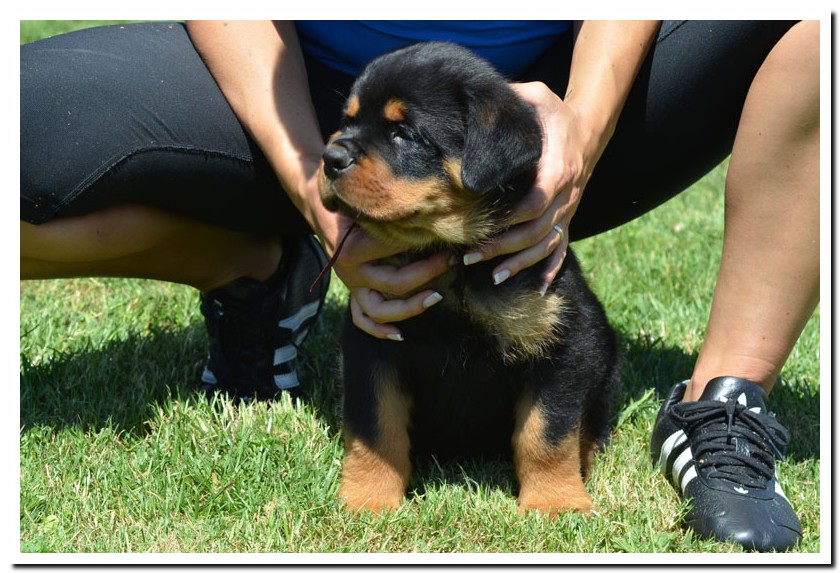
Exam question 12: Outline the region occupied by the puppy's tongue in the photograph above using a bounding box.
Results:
[309,223,358,293]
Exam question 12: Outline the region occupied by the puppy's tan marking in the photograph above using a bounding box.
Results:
[443,158,464,191]
[513,393,594,516]
[333,155,440,220]
[326,154,490,248]
[339,366,412,513]
[467,289,566,362]
[345,95,360,118]
[383,98,407,122]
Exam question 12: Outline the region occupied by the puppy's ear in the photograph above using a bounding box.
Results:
[461,91,542,195]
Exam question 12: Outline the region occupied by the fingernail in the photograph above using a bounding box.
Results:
[493,269,511,285]
[423,292,443,308]
[538,282,550,297]
[387,333,404,342]
[463,252,484,266]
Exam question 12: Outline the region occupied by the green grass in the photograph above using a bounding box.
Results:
[19,20,146,44]
[19,21,822,561]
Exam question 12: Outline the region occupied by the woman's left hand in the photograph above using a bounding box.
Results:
[462,81,597,294]
[462,22,659,293]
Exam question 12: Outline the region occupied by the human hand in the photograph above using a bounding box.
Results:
[462,81,599,294]
[308,185,450,341]
[331,216,451,341]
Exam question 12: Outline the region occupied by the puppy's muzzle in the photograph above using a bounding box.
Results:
[322,139,361,181]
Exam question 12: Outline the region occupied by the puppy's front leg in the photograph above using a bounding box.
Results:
[512,392,595,516]
[339,364,412,513]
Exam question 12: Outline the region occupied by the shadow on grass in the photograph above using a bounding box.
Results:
[18,295,347,438]
[20,300,820,471]
[20,324,208,435]
[407,455,519,505]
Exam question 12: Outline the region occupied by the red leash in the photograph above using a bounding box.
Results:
[309,222,358,293]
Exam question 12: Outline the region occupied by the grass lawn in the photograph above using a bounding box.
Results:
[19,21,823,563]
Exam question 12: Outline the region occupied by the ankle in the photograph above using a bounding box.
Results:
[685,374,777,403]
[687,355,781,401]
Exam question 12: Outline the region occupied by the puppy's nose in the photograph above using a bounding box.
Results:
[323,140,359,180]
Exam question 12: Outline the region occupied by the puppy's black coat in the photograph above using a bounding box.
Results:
[320,42,620,514]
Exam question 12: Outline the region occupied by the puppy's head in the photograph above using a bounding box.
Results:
[319,42,542,250]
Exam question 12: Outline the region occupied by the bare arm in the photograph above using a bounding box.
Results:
[185,20,334,244]
[186,21,450,338]
[563,20,660,168]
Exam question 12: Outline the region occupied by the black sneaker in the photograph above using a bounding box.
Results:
[650,376,801,552]
[199,235,329,402]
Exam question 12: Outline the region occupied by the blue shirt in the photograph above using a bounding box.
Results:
[295,21,573,78]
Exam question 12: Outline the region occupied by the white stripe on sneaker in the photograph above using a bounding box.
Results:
[658,430,687,474]
[274,371,300,390]
[658,429,699,492]
[274,345,298,366]
[774,470,790,501]
[278,300,321,332]
[201,366,218,385]
[680,465,697,493]
[671,448,694,489]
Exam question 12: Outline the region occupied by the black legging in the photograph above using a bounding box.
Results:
[20,21,796,240]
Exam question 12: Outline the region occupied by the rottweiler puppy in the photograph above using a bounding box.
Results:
[319,42,620,515]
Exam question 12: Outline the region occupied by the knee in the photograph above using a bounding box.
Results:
[769,21,819,78]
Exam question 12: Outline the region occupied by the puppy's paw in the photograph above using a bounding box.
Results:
[339,483,404,513]
[517,489,596,518]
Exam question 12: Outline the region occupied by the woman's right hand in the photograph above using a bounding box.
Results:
[309,185,451,341]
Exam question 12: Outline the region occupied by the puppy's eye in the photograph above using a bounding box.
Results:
[391,123,413,142]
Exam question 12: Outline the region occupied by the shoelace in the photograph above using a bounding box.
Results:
[672,399,791,490]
